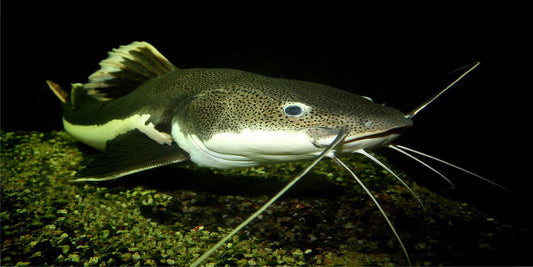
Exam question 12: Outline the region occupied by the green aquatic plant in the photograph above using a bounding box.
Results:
[0,131,526,266]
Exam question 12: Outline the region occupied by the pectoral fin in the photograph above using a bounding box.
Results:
[72,130,189,182]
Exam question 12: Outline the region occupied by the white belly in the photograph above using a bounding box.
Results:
[171,123,320,169]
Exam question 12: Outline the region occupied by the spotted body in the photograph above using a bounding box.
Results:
[47,42,493,265]
[48,41,411,180]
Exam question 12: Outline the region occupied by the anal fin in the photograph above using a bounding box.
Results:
[72,130,189,182]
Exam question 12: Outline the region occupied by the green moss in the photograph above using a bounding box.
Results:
[0,131,527,266]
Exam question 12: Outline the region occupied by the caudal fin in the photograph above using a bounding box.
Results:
[46,81,85,110]
[46,80,69,104]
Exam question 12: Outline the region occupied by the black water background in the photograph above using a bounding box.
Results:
[2,1,530,255]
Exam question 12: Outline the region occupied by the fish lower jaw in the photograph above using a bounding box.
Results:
[343,133,401,151]
[314,132,401,153]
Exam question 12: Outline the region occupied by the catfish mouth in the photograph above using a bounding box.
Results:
[343,128,405,150]
[310,126,410,152]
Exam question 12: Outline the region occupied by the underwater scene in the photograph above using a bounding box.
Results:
[2,3,532,266]
[0,130,529,266]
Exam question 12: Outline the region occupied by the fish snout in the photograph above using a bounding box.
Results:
[306,109,412,153]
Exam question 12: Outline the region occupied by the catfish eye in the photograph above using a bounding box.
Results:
[283,103,310,118]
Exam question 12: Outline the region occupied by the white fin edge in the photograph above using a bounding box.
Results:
[84,41,174,101]
[88,41,170,84]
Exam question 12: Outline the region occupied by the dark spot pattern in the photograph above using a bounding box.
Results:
[130,68,412,142]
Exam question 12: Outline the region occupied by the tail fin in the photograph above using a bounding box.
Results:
[46,81,85,110]
[46,80,69,104]
[84,41,176,101]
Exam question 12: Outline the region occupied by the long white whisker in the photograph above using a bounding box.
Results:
[395,144,513,194]
[333,156,412,266]
[356,149,424,209]
[388,144,455,189]
[190,130,349,267]
[405,62,480,119]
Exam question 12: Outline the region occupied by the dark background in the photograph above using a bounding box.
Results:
[2,2,530,230]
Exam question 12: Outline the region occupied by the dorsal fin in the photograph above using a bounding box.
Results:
[84,41,176,101]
